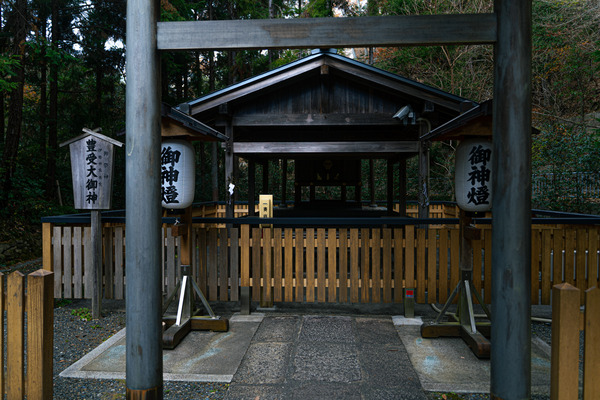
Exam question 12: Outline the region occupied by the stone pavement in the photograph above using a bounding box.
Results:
[226,314,427,400]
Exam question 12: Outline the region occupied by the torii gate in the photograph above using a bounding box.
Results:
[124,3,531,400]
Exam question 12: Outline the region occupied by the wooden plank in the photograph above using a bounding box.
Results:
[371,229,381,303]
[553,228,565,285]
[273,228,283,302]
[263,228,272,304]
[551,283,580,400]
[541,229,552,305]
[229,228,239,302]
[114,227,124,299]
[350,229,360,303]
[361,228,370,303]
[382,228,392,303]
[208,228,218,301]
[438,229,449,304]
[327,228,337,302]
[240,225,250,287]
[27,269,54,400]
[157,14,497,51]
[576,228,587,304]
[405,225,415,289]
[393,228,404,303]
[583,287,600,400]
[63,227,73,299]
[42,223,53,272]
[232,113,414,127]
[252,227,262,302]
[219,228,229,301]
[531,228,541,304]
[284,228,294,302]
[295,228,304,302]
[53,226,62,298]
[7,271,25,399]
[483,228,492,304]
[234,141,419,155]
[0,273,3,395]
[565,229,576,285]
[416,228,426,303]
[338,228,348,303]
[317,228,326,302]
[304,228,315,303]
[450,228,460,302]
[104,227,114,299]
[427,229,438,304]
[84,227,92,299]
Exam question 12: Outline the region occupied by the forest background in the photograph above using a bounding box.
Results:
[0,0,599,263]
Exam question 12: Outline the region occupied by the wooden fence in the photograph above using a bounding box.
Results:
[551,284,599,400]
[43,214,600,306]
[1,269,54,399]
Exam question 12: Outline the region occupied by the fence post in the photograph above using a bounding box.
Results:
[27,269,54,399]
[584,287,600,400]
[42,222,54,272]
[7,271,25,399]
[551,282,580,400]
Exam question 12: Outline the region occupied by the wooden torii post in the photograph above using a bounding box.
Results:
[125,4,531,400]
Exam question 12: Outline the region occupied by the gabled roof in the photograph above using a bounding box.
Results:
[179,49,474,120]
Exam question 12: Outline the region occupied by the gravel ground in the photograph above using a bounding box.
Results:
[11,259,566,399]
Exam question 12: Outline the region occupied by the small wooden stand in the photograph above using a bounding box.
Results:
[421,210,491,358]
[162,206,228,349]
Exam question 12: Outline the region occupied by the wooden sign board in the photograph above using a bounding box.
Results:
[61,129,123,210]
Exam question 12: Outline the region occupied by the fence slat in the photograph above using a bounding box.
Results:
[416,228,426,303]
[541,229,552,304]
[350,229,359,303]
[63,227,72,299]
[576,228,587,305]
[252,227,262,302]
[438,229,449,303]
[405,226,415,290]
[484,228,492,304]
[53,226,62,297]
[450,228,460,303]
[284,228,294,302]
[393,228,403,303]
[296,228,304,302]
[273,228,283,302]
[328,228,337,302]
[208,228,218,301]
[338,228,348,303]
[229,228,239,302]
[306,228,315,303]
[427,230,437,304]
[361,228,370,303]
[104,227,114,299]
[583,287,600,400]
[371,229,381,303]
[552,228,564,286]
[27,269,54,400]
[115,227,124,299]
[317,228,326,302]
[7,271,25,399]
[532,228,541,304]
[263,228,272,304]
[219,228,229,301]
[382,229,392,303]
[551,283,580,400]
[565,229,576,286]
[166,227,176,297]
[84,227,92,299]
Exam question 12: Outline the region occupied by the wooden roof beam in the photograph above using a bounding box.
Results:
[157,14,496,51]
[233,141,419,154]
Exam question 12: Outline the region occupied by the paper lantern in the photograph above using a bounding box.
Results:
[161,140,195,209]
[455,138,492,212]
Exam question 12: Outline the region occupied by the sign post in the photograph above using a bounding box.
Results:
[61,128,123,319]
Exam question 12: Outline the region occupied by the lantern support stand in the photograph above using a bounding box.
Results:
[162,206,228,349]
[421,210,491,359]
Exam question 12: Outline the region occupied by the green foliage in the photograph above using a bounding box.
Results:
[71,307,93,321]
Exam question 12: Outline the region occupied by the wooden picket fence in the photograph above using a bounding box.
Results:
[1,269,54,399]
[551,284,599,400]
[43,216,600,306]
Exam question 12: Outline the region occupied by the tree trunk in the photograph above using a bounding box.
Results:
[0,0,27,207]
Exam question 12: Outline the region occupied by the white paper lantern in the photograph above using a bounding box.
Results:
[161,139,195,209]
[455,138,492,212]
